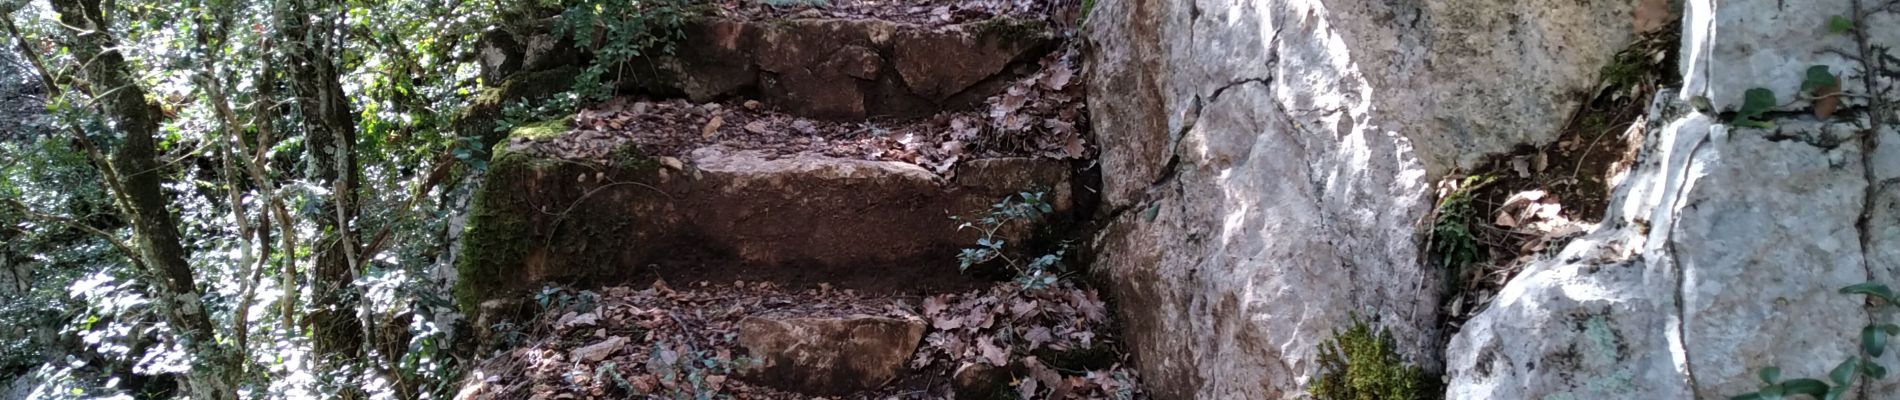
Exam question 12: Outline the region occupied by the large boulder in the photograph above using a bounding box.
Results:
[1082,0,1633,397]
[1446,0,1900,397]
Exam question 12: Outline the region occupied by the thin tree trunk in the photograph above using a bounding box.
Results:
[44,0,240,398]
[279,0,366,388]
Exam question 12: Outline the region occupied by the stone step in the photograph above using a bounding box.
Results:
[460,281,1134,398]
[480,5,1061,121]
[453,98,1080,310]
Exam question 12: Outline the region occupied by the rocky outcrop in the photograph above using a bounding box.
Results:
[1446,0,1900,398]
[1082,0,1633,397]
[736,315,927,394]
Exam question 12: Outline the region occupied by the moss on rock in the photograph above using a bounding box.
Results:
[454,151,542,312]
[452,65,581,147]
[508,118,571,141]
[1309,317,1436,400]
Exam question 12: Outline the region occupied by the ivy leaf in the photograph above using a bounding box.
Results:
[1828,15,1854,34]
[1732,88,1778,128]
[1760,366,1783,384]
[1826,384,1851,400]
[1802,66,1839,93]
[1780,379,1830,397]
[1759,384,1786,400]
[1830,356,1859,385]
[1864,325,1888,358]
[1864,361,1888,380]
[1841,282,1898,304]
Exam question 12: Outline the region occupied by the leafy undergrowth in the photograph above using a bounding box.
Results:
[460,279,1142,399]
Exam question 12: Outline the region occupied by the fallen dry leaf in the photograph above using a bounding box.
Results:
[571,336,627,363]
[701,115,724,139]
[658,156,685,170]
[1814,78,1841,119]
[978,336,1008,366]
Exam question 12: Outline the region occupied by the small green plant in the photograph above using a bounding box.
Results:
[1309,316,1433,400]
[639,340,755,399]
[1827,15,1855,35]
[535,286,600,313]
[495,91,579,135]
[953,192,1067,289]
[555,0,699,101]
[1732,282,1900,400]
[1429,175,1493,287]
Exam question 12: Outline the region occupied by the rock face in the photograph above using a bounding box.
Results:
[736,315,927,395]
[453,146,1074,309]
[1081,0,1631,397]
[1446,0,1900,397]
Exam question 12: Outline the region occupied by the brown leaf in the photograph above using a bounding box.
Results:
[1017,376,1039,400]
[1072,290,1107,322]
[978,337,1009,366]
[1009,299,1039,317]
[924,295,950,317]
[570,336,628,362]
[1040,64,1074,91]
[1814,79,1841,119]
[701,115,724,139]
[1024,326,1055,350]
[1061,133,1086,159]
[933,314,966,330]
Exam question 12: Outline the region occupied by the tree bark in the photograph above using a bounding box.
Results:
[279,0,365,383]
[44,0,240,398]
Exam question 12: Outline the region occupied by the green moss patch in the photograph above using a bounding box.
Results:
[1309,317,1435,400]
[454,153,542,311]
[508,118,572,141]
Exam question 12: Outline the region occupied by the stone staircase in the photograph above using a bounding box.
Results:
[454,1,1117,398]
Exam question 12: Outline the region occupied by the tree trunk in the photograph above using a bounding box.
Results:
[45,0,240,398]
[279,0,366,384]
